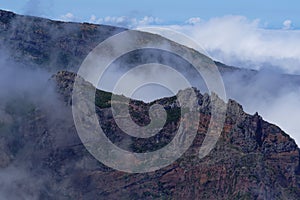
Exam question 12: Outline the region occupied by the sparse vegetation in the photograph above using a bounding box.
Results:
[95,90,112,108]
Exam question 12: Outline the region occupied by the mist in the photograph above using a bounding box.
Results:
[176,17,300,146]
[132,18,300,145]
[221,69,300,145]
[96,50,300,146]
[0,50,78,199]
[95,47,209,102]
[1,11,300,198]
[90,28,300,146]
[167,15,300,74]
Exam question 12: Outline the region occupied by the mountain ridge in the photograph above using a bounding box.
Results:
[0,9,300,199]
[0,9,295,76]
[49,70,300,199]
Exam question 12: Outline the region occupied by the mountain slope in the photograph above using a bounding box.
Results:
[3,70,299,199]
[0,9,125,71]
[0,9,300,199]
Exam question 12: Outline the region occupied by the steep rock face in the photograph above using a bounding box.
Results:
[48,71,300,199]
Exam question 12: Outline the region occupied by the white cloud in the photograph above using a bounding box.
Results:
[283,19,292,30]
[138,16,161,26]
[60,12,77,22]
[104,16,128,24]
[88,15,103,24]
[58,13,162,29]
[222,70,300,146]
[89,15,97,23]
[162,16,300,74]
[135,16,300,145]
[260,90,300,145]
[185,17,201,25]
[54,14,300,144]
[88,15,162,28]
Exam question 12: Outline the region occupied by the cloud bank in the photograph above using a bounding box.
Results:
[137,16,300,145]
[14,12,300,145]
[70,14,300,145]
[68,14,299,74]
[59,13,162,28]
[164,17,300,145]
[170,16,300,74]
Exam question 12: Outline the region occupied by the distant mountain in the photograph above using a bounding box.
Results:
[0,9,300,199]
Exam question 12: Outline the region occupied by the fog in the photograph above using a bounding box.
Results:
[96,48,208,102]
[173,17,300,146]
[134,18,300,146]
[93,23,300,146]
[168,16,300,74]
[222,69,300,145]
[96,48,300,146]
[0,51,77,199]
[0,12,300,198]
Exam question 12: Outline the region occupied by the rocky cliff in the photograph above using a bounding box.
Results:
[32,70,299,199]
[2,70,300,199]
[0,9,300,199]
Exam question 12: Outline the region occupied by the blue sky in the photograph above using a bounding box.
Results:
[0,0,299,28]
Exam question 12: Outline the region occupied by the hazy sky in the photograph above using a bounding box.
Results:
[0,0,299,29]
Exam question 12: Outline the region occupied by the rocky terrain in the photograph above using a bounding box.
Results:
[53,71,300,199]
[1,70,300,199]
[0,9,300,199]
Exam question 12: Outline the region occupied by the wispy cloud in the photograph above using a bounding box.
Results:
[81,14,300,73]
[88,15,162,28]
[185,17,201,25]
[81,14,300,74]
[59,12,78,22]
[283,19,292,30]
[55,13,300,145]
[164,16,300,74]
[59,12,162,27]
[23,0,51,16]
[133,16,300,145]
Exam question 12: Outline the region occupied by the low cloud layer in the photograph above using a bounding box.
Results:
[169,16,300,74]
[60,12,77,22]
[90,15,162,27]
[185,17,201,25]
[3,12,300,147]
[221,69,300,145]
[59,12,162,28]
[172,16,300,145]
[0,51,78,199]
[67,14,300,74]
[71,14,300,145]
[133,16,300,145]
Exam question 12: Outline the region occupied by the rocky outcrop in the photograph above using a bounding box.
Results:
[47,71,300,199]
